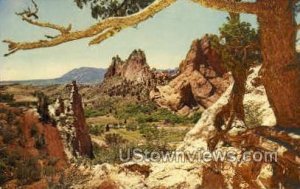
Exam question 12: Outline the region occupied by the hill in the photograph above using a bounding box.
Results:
[1,67,106,86]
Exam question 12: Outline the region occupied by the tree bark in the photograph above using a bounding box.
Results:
[257,0,300,128]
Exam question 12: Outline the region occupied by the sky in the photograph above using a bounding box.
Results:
[0,0,257,81]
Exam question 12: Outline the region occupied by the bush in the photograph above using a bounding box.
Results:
[43,165,56,177]
[85,109,108,118]
[125,124,138,131]
[0,160,9,184]
[89,125,105,136]
[16,158,42,185]
[245,103,263,128]
[189,111,202,124]
[104,133,127,146]
[0,93,14,103]
[139,124,160,141]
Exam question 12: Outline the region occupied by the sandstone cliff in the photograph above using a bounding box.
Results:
[150,36,231,115]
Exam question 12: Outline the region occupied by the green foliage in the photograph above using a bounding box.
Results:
[0,160,9,184]
[74,0,155,19]
[85,109,109,118]
[43,165,56,177]
[34,91,51,123]
[89,124,105,136]
[104,133,127,146]
[0,93,14,103]
[244,103,264,128]
[139,124,159,141]
[16,158,42,185]
[211,17,261,71]
[116,102,187,125]
[189,111,202,124]
[125,124,138,131]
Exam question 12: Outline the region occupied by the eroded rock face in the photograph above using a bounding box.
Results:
[104,49,153,83]
[70,81,93,158]
[100,49,173,100]
[49,81,93,159]
[150,36,231,114]
[69,65,287,189]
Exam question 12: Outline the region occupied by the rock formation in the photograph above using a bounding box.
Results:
[104,49,153,83]
[150,35,231,114]
[70,81,94,158]
[49,81,93,159]
[100,49,173,100]
[70,66,297,189]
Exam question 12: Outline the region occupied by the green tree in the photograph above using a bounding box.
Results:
[211,14,260,128]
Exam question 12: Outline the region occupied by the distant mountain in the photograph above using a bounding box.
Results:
[1,67,107,86]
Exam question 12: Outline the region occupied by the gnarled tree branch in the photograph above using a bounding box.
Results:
[20,16,72,35]
[89,27,122,45]
[191,0,264,15]
[3,0,176,56]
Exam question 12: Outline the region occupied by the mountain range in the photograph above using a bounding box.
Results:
[0,67,106,85]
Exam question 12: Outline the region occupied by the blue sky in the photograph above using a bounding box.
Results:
[0,0,257,81]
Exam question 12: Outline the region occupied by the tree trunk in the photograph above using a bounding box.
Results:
[258,0,300,128]
[229,66,247,122]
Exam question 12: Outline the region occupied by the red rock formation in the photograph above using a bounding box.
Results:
[70,81,94,158]
[104,49,153,83]
[150,35,231,114]
[101,49,173,100]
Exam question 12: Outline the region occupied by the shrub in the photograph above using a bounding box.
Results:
[0,93,14,103]
[104,133,127,146]
[43,165,56,177]
[16,158,41,185]
[0,160,9,184]
[139,124,159,141]
[125,124,138,131]
[189,111,202,124]
[85,109,108,118]
[89,125,105,136]
[245,103,263,128]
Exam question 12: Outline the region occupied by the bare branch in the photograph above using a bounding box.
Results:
[3,0,176,56]
[16,0,39,19]
[89,27,122,45]
[191,0,264,15]
[20,16,72,35]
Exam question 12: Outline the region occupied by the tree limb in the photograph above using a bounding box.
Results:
[3,0,176,56]
[191,0,264,15]
[20,16,72,35]
[89,27,122,45]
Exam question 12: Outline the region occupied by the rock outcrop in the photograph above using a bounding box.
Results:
[100,49,174,100]
[49,81,93,159]
[70,81,94,158]
[150,36,231,114]
[71,66,292,189]
[104,49,153,83]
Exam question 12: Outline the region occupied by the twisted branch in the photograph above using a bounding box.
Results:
[3,0,176,56]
